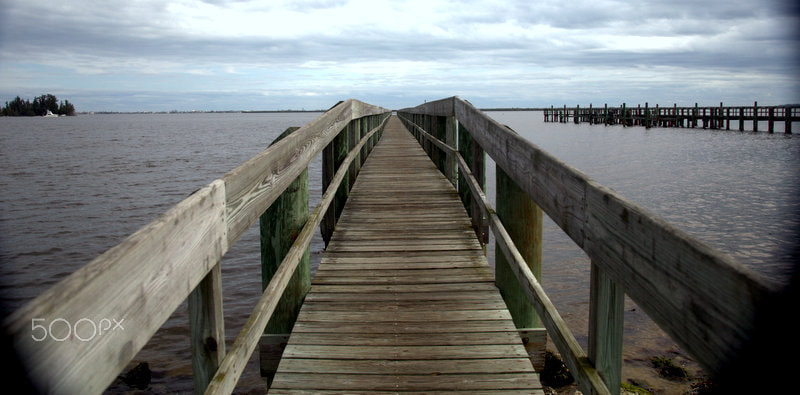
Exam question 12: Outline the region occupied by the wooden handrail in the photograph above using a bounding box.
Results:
[399,113,609,394]
[398,97,779,392]
[2,99,390,394]
[205,115,390,394]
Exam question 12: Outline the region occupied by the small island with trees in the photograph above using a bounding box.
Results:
[1,94,76,116]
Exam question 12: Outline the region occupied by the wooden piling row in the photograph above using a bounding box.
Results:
[544,102,797,133]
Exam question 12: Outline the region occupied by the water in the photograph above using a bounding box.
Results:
[1,112,798,393]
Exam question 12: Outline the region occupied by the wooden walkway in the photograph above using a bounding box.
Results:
[269,116,543,393]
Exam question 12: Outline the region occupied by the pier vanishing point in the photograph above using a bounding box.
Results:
[2,97,784,394]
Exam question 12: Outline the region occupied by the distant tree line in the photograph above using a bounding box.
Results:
[1,94,76,116]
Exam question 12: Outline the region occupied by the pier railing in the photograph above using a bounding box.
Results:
[2,99,391,394]
[398,96,776,395]
[544,102,798,133]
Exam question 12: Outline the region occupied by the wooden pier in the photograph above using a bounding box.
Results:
[269,117,542,392]
[2,97,781,395]
[544,102,799,133]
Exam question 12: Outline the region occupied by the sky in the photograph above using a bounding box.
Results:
[0,0,798,112]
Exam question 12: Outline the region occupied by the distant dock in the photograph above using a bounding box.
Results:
[544,102,798,133]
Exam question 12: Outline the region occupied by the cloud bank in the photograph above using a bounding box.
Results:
[1,0,798,111]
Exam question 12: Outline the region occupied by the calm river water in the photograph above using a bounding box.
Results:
[1,112,798,393]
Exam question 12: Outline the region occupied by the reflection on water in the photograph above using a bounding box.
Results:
[1,112,798,392]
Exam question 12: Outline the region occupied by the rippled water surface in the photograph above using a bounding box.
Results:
[1,112,798,392]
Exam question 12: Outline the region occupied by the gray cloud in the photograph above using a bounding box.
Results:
[1,0,797,111]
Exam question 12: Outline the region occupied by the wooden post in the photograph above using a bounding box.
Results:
[753,101,759,132]
[588,263,624,395]
[189,262,225,394]
[675,104,679,127]
[621,103,626,126]
[321,140,335,247]
[321,123,351,246]
[575,104,580,124]
[435,115,447,174]
[768,106,775,133]
[739,107,745,131]
[726,107,731,130]
[360,117,368,166]
[445,115,456,186]
[604,103,608,125]
[644,102,650,129]
[259,126,311,384]
[495,166,543,330]
[348,120,358,190]
[786,106,793,134]
[457,121,488,244]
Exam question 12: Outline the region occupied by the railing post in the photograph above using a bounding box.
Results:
[188,262,226,394]
[433,115,444,174]
[360,117,368,166]
[445,115,456,186]
[457,121,488,244]
[259,127,311,384]
[335,122,351,220]
[588,263,624,395]
[321,123,351,247]
[348,119,358,190]
[321,139,335,247]
[495,165,544,330]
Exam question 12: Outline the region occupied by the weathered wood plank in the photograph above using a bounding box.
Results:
[588,263,624,394]
[270,373,541,391]
[286,331,525,346]
[275,358,536,375]
[222,100,387,247]
[188,262,226,394]
[281,344,529,360]
[290,320,519,334]
[403,97,777,381]
[206,115,389,394]
[2,180,228,395]
[270,116,541,393]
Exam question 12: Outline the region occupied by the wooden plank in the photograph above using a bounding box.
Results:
[583,182,772,378]
[404,97,776,380]
[275,358,536,374]
[2,180,228,395]
[188,262,226,394]
[314,268,493,278]
[222,100,388,247]
[260,127,310,336]
[290,320,519,334]
[286,331,525,346]
[281,344,529,360]
[495,164,543,329]
[304,290,502,303]
[270,116,541,393]
[451,141,610,395]
[588,263,624,395]
[206,115,389,394]
[270,373,541,391]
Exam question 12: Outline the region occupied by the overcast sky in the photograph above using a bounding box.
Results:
[1,0,798,111]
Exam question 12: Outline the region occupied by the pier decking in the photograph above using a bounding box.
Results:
[270,117,542,393]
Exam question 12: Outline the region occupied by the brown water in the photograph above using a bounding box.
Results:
[1,112,798,393]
